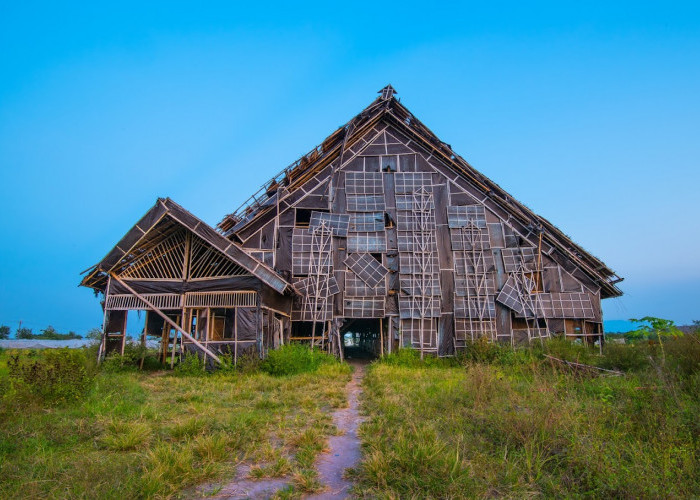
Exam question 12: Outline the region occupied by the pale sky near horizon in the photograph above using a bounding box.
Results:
[1,1,699,334]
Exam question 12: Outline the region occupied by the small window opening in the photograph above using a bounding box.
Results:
[295,209,313,227]
[382,157,397,172]
[295,208,329,227]
[370,253,383,263]
[384,212,395,228]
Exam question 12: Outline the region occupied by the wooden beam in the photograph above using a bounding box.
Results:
[110,273,222,364]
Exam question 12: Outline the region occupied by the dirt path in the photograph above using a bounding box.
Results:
[197,464,291,499]
[307,361,366,499]
[192,362,366,499]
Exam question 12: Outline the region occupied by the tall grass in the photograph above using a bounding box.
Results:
[0,348,351,499]
[354,337,700,498]
[261,343,340,376]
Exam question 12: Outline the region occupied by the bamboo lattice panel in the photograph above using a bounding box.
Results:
[106,293,182,310]
[184,291,257,308]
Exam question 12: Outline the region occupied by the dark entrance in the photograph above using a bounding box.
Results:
[340,318,382,360]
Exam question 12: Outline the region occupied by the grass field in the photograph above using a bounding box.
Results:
[0,346,351,499]
[1,336,698,499]
[353,339,700,498]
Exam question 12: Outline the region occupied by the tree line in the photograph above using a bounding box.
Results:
[0,325,84,341]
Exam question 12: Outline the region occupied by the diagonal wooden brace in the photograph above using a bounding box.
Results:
[110,273,221,364]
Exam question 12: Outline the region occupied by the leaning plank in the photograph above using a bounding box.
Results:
[543,354,622,376]
[110,273,221,364]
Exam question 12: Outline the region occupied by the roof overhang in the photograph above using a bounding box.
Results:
[81,198,294,295]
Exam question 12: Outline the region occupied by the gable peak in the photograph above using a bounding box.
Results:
[378,84,397,101]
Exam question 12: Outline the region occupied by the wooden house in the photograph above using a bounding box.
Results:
[81,86,622,362]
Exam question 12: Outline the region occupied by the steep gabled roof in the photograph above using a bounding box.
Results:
[218,85,623,298]
[81,198,293,295]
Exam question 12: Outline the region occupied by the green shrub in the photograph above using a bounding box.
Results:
[261,344,337,376]
[382,348,458,368]
[101,343,163,373]
[457,337,523,365]
[664,333,700,380]
[7,348,95,404]
[598,342,650,371]
[542,337,595,364]
[381,348,424,368]
[174,353,207,376]
[233,347,263,374]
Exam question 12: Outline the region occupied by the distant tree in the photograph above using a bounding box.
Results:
[38,326,61,340]
[16,327,34,339]
[693,320,700,334]
[627,316,683,365]
[627,317,682,341]
[0,325,10,339]
[35,326,83,340]
[86,328,102,340]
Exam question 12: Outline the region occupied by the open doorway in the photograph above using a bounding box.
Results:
[340,318,382,360]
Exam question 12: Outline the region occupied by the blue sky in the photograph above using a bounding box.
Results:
[1,1,699,335]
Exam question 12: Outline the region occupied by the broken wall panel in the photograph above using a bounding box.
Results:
[548,292,596,319]
[344,253,389,288]
[343,297,385,318]
[400,318,438,351]
[502,247,538,273]
[347,232,387,253]
[449,227,491,251]
[291,227,332,275]
[345,172,384,195]
[454,275,497,296]
[396,211,436,231]
[292,298,333,322]
[349,212,384,232]
[293,275,340,297]
[454,318,497,344]
[399,274,441,296]
[454,296,496,319]
[398,253,440,274]
[495,275,527,316]
[446,205,487,229]
[454,253,496,275]
[292,253,332,276]
[397,232,438,253]
[345,271,386,297]
[394,172,433,193]
[398,296,441,319]
[346,195,385,212]
[309,212,350,237]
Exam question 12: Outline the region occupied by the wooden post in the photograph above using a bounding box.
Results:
[98,280,110,363]
[380,317,384,358]
[110,273,222,364]
[170,314,177,369]
[336,321,344,362]
[327,320,331,354]
[139,325,147,370]
[120,312,128,356]
[203,307,211,367]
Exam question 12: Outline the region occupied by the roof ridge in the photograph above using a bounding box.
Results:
[216,89,622,297]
